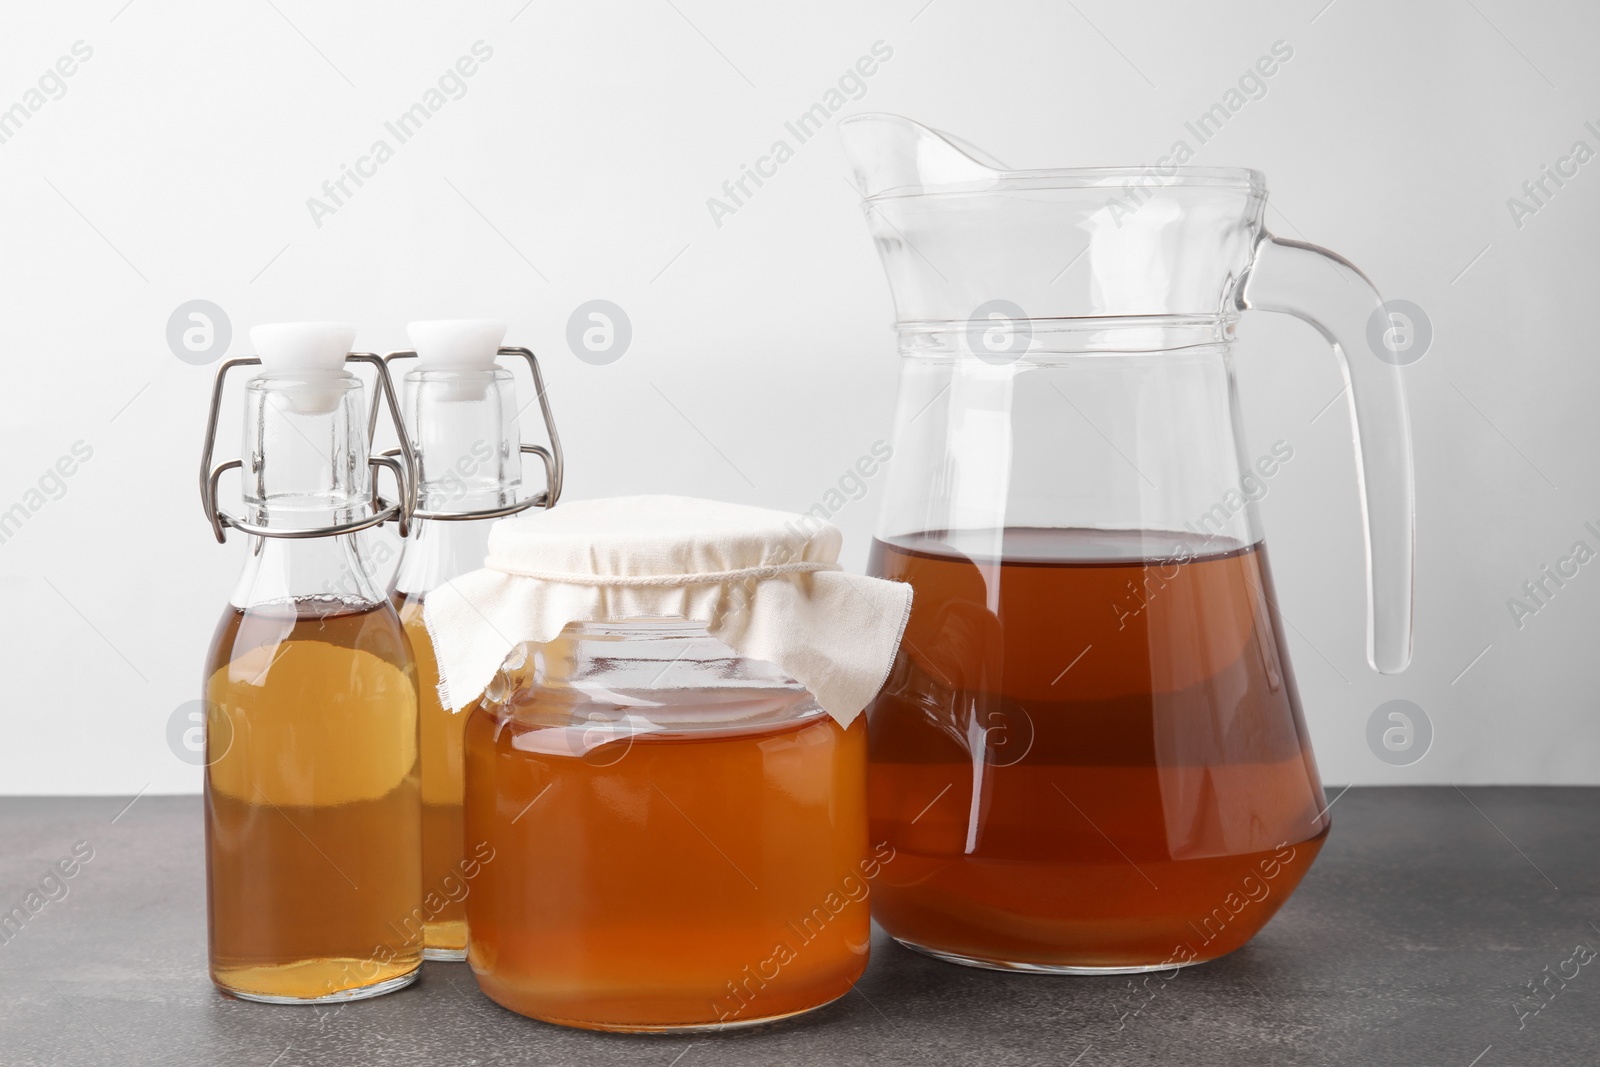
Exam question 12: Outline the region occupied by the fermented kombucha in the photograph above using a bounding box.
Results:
[395,592,469,957]
[867,527,1329,972]
[204,598,423,1001]
[464,682,871,1031]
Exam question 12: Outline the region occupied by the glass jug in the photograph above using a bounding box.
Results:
[840,115,1414,973]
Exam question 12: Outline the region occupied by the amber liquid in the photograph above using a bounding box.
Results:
[464,698,871,1032]
[204,599,423,1000]
[867,528,1329,971]
[394,592,469,958]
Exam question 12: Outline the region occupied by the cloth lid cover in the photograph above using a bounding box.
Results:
[423,495,913,724]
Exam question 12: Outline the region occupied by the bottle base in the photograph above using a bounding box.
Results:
[216,963,421,1004]
[422,917,468,961]
[423,947,467,962]
[893,937,1212,976]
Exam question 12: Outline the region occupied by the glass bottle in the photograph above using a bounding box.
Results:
[199,324,422,1002]
[840,116,1415,973]
[387,321,562,960]
[463,621,872,1032]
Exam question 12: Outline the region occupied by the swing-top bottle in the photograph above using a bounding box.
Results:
[199,322,423,1002]
[387,319,563,959]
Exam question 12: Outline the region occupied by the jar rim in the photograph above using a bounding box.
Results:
[554,617,712,639]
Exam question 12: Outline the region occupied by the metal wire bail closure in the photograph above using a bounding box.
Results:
[375,345,564,522]
[199,352,418,544]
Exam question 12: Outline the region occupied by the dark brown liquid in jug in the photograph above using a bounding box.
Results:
[867,528,1329,971]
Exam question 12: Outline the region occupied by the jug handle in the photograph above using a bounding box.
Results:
[1236,234,1415,674]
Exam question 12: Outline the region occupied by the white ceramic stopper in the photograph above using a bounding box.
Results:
[249,322,357,415]
[251,322,357,374]
[408,320,506,369]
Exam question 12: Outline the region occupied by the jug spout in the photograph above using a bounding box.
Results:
[839,114,1006,200]
[838,113,1267,327]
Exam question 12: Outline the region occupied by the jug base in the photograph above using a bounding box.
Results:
[894,937,1210,977]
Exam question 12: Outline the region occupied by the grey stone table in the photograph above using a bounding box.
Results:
[0,789,1596,1067]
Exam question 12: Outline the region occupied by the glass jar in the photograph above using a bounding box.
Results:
[462,619,871,1032]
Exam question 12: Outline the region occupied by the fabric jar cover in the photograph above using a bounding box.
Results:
[422,495,913,725]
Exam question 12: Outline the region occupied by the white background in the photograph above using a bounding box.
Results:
[1,0,1596,795]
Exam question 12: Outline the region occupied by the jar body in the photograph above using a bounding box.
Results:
[462,623,872,1031]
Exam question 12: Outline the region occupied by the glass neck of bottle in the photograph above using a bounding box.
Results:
[231,370,393,610]
[393,516,496,597]
[405,367,522,517]
[242,370,372,533]
[230,533,388,610]
[393,367,527,598]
